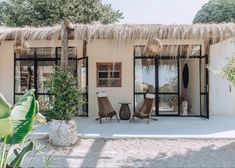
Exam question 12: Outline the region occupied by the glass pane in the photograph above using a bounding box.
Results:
[77,59,87,93]
[110,79,121,87]
[110,63,121,71]
[110,72,120,78]
[159,94,178,115]
[15,61,34,93]
[57,60,77,76]
[201,57,207,93]
[159,59,178,93]
[99,72,108,78]
[135,94,156,116]
[135,94,144,111]
[201,94,208,117]
[98,64,108,71]
[98,80,108,87]
[57,48,77,58]
[14,95,23,103]
[16,48,35,59]
[78,94,88,116]
[36,48,55,58]
[135,59,155,92]
[68,60,77,75]
[37,61,55,93]
[38,95,52,112]
[134,46,145,56]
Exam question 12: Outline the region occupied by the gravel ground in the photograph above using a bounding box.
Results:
[22,137,235,168]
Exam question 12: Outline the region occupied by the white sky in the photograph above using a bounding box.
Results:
[102,0,209,24]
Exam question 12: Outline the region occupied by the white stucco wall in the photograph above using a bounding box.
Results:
[87,39,135,117]
[180,59,200,115]
[0,38,206,118]
[210,37,235,115]
[0,41,15,104]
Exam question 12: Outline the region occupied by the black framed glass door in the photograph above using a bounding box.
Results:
[134,57,156,116]
[157,58,179,116]
[134,45,208,117]
[200,55,209,118]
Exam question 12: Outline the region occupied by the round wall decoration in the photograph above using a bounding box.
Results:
[183,64,189,89]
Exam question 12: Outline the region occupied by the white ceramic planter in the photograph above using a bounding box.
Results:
[49,120,77,147]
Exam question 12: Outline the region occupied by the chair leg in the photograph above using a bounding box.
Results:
[115,114,120,123]
[130,116,135,123]
[147,117,150,124]
[100,118,102,124]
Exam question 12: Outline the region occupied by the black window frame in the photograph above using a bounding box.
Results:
[14,47,89,116]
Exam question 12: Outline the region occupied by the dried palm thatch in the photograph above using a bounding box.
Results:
[144,38,163,56]
[0,23,234,42]
[0,23,235,56]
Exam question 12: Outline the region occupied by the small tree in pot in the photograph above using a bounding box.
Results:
[47,67,84,147]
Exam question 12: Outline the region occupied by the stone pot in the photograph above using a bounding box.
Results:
[49,119,77,147]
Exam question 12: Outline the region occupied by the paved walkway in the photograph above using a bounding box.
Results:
[32,115,235,139]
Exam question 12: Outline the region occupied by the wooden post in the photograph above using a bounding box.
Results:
[61,20,74,71]
[83,39,87,58]
[61,20,68,71]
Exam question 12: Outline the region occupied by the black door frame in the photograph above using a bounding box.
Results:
[133,45,209,117]
[200,54,209,119]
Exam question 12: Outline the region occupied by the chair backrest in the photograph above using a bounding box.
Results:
[97,92,115,117]
[137,94,155,115]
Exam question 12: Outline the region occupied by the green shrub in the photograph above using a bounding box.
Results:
[47,67,85,121]
[208,55,235,85]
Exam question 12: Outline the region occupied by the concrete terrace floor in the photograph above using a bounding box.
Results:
[32,115,235,139]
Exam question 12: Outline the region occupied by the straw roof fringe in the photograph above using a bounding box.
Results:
[0,23,235,42]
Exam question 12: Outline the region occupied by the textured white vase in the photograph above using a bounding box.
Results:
[49,120,77,147]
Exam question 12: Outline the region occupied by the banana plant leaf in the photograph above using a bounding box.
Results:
[5,90,37,144]
[0,93,12,137]
[0,93,12,118]
[9,141,34,168]
[0,117,11,137]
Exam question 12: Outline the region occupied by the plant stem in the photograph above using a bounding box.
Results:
[0,138,6,168]
[27,151,37,168]
[3,145,11,168]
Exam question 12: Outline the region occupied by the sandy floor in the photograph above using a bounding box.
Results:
[22,138,235,168]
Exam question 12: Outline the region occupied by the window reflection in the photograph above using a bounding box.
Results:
[135,59,155,93]
[15,61,34,93]
[159,59,178,93]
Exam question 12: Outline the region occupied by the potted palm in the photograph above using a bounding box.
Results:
[47,67,84,147]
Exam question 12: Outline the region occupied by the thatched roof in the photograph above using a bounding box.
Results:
[0,23,235,44]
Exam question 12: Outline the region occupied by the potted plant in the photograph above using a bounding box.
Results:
[47,67,84,147]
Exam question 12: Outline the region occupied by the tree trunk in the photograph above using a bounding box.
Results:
[61,21,69,71]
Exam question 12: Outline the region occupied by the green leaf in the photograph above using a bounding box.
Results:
[5,90,37,144]
[0,117,12,137]
[0,93,11,118]
[9,141,34,168]
[35,112,46,124]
